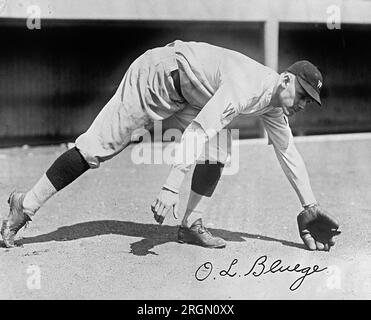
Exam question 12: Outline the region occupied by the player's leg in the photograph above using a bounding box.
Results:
[177,160,226,248]
[181,161,224,228]
[181,129,231,228]
[21,95,144,216]
[1,61,152,248]
[22,146,91,215]
[170,105,231,248]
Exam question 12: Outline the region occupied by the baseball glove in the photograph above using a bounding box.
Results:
[297,204,340,251]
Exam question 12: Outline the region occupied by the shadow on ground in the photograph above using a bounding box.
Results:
[1,220,305,255]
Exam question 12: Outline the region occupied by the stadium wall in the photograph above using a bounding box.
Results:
[0,0,371,145]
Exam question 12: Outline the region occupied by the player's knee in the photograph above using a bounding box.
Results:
[191,161,224,197]
[74,131,118,169]
[77,149,101,169]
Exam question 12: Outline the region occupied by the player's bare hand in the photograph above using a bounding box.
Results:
[297,204,341,251]
[151,187,179,225]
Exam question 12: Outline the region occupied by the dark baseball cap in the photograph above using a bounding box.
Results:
[286,60,323,106]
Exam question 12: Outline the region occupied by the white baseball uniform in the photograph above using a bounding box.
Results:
[75,40,316,206]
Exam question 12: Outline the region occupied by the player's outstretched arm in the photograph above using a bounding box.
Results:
[261,112,341,250]
[272,134,317,206]
[273,138,341,251]
[261,111,317,206]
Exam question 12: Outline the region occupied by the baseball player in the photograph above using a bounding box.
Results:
[1,40,340,251]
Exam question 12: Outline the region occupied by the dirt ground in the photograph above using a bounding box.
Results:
[1,134,371,300]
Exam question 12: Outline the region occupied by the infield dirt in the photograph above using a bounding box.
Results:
[1,135,371,299]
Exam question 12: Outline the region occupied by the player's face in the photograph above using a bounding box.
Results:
[278,74,313,117]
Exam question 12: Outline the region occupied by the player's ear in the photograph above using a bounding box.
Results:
[281,72,292,89]
[279,72,291,89]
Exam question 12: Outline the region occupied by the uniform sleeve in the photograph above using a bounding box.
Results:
[164,84,243,192]
[260,109,317,206]
[192,83,244,138]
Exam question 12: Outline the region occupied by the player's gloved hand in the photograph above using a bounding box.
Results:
[151,187,179,225]
[297,204,341,251]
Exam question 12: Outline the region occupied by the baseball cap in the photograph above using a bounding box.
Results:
[286,60,323,106]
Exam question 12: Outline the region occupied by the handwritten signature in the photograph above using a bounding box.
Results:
[195,255,327,291]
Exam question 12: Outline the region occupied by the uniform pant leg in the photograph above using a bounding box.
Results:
[75,60,153,168]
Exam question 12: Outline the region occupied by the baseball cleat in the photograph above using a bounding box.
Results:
[1,191,31,248]
[178,218,226,248]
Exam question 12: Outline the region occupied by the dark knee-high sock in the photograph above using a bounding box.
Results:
[23,147,90,215]
[182,161,224,227]
[191,161,224,197]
